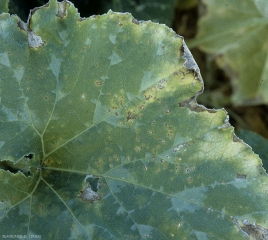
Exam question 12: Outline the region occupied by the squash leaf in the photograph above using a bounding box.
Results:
[0,0,268,239]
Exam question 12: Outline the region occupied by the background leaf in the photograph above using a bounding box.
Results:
[0,0,268,239]
[0,0,9,13]
[188,0,268,106]
[236,129,268,172]
[105,0,178,26]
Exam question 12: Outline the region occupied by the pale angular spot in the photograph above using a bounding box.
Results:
[156,40,164,55]
[47,54,62,79]
[172,186,207,213]
[173,133,191,146]
[0,21,9,38]
[0,105,18,121]
[85,38,91,45]
[195,231,208,239]
[139,71,153,91]
[18,201,30,216]
[107,180,125,194]
[130,224,137,231]
[126,92,136,101]
[59,30,70,47]
[109,34,116,44]
[0,52,10,67]
[116,206,125,215]
[0,141,5,148]
[59,30,67,40]
[229,178,249,189]
[109,51,122,65]
[57,90,68,101]
[221,207,226,219]
[93,101,109,123]
[100,75,109,81]
[13,66,25,82]
[137,224,154,238]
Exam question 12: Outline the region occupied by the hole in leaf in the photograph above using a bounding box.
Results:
[85,176,100,192]
[24,153,34,159]
[0,159,32,177]
[79,175,101,202]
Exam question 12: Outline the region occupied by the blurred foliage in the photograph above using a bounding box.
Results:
[104,0,178,26]
[236,129,268,171]
[8,0,107,21]
[0,0,9,13]
[188,0,268,107]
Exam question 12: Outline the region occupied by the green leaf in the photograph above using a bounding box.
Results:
[188,0,268,106]
[106,0,178,26]
[236,129,268,172]
[0,0,268,239]
[0,0,9,13]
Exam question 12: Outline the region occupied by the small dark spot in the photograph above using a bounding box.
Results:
[185,167,191,173]
[158,84,164,89]
[126,111,136,121]
[179,45,184,56]
[144,95,151,100]
[44,158,50,165]
[236,173,247,179]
